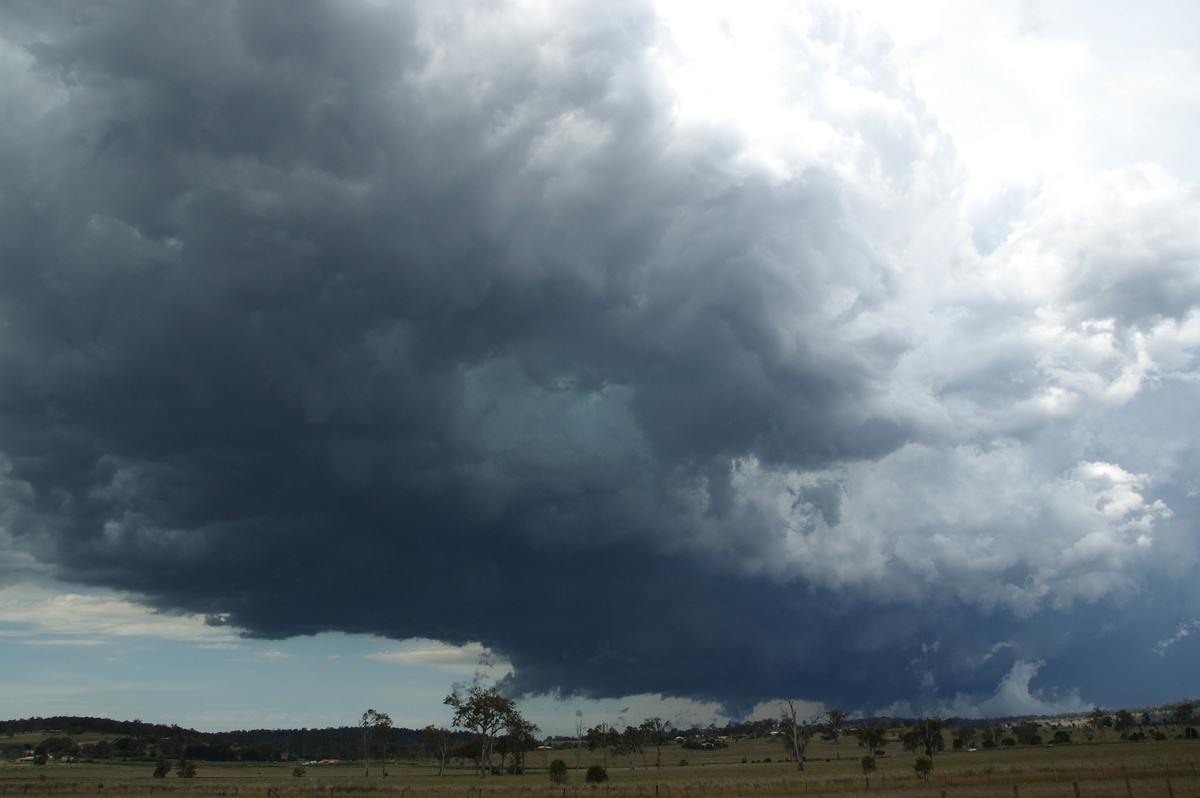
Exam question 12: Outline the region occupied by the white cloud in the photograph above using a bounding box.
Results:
[365,640,511,675]
[0,584,241,645]
[1155,619,1200,656]
[946,659,1089,718]
[716,446,1168,615]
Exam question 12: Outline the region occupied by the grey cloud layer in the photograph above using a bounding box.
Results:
[1,0,1198,715]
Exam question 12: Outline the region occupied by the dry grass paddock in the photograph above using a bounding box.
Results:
[3,731,1198,797]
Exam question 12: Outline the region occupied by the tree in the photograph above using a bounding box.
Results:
[824,709,847,760]
[1087,707,1110,741]
[585,765,608,783]
[640,717,671,768]
[617,725,645,770]
[548,759,568,784]
[153,759,172,778]
[980,720,1003,748]
[586,723,614,769]
[176,759,196,778]
[423,725,452,776]
[496,713,539,774]
[913,715,945,758]
[1113,709,1136,738]
[860,754,877,788]
[374,710,393,777]
[853,723,888,755]
[913,754,933,782]
[780,700,825,771]
[1172,701,1194,730]
[445,682,527,777]
[1013,721,1041,746]
[359,709,389,776]
[953,725,978,750]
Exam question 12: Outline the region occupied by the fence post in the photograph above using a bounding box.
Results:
[1122,764,1134,798]
[1012,786,1020,798]
[1072,783,1081,798]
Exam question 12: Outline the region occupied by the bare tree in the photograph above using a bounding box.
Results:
[780,700,826,771]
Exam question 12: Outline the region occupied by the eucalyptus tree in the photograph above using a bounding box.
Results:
[640,717,671,768]
[358,709,391,777]
[445,683,531,777]
[780,700,825,771]
[824,708,847,760]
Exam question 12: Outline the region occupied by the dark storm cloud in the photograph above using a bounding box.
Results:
[2,0,1198,716]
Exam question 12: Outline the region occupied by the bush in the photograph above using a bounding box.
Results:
[176,760,196,778]
[152,760,171,778]
[913,755,933,781]
[292,766,306,778]
[585,765,608,783]
[548,759,568,784]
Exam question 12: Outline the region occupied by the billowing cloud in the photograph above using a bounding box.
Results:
[1,0,1198,720]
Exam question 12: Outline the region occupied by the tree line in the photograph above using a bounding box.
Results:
[5,697,1196,775]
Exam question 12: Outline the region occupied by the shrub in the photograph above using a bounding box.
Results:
[913,755,933,781]
[152,760,171,778]
[177,760,196,778]
[585,765,608,783]
[292,766,306,778]
[861,755,877,775]
[548,759,568,784]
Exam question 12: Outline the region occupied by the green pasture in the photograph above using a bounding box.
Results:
[2,733,1198,797]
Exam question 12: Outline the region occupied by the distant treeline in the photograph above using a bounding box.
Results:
[0,716,463,762]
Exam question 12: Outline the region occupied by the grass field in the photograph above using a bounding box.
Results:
[3,733,1198,797]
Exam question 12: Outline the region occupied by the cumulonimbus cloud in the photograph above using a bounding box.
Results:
[0,0,1197,717]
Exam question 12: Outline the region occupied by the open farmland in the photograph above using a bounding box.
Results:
[3,733,1198,798]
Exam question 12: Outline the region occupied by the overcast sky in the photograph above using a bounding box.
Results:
[2,0,1199,735]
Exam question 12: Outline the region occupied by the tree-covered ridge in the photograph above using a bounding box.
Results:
[0,716,463,763]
